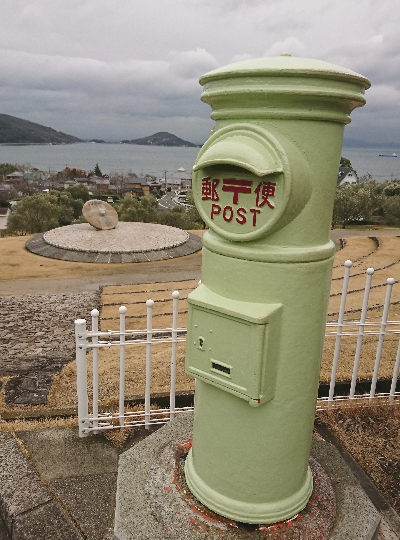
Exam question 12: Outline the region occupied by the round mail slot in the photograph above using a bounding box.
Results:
[192,125,292,241]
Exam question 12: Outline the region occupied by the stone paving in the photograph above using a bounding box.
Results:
[0,291,99,406]
[26,229,202,263]
[44,222,189,253]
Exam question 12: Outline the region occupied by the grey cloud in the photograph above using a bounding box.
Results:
[1,0,400,144]
[169,49,219,79]
[0,45,210,140]
[0,48,205,101]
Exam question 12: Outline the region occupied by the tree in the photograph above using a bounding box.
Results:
[65,182,90,203]
[340,156,353,169]
[94,163,103,177]
[118,195,159,223]
[5,189,86,234]
[158,204,204,230]
[382,181,400,197]
[52,192,75,225]
[332,181,383,228]
[0,163,19,178]
[158,206,187,228]
[6,194,60,234]
[382,195,400,225]
[109,172,125,197]
[49,190,84,224]
[185,190,206,229]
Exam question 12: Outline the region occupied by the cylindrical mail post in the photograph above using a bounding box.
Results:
[184,55,370,524]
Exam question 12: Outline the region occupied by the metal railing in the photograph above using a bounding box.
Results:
[75,263,400,436]
[320,260,400,409]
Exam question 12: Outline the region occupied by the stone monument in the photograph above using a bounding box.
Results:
[82,199,119,230]
[26,199,202,263]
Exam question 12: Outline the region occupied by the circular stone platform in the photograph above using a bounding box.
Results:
[26,222,202,263]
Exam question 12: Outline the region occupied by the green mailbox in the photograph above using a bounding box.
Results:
[184,55,370,524]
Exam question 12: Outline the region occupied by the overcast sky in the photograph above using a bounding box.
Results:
[1,0,399,145]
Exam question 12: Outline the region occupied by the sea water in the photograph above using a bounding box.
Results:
[0,142,400,181]
[343,146,400,181]
[0,143,200,178]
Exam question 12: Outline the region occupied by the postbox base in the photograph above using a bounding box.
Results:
[114,411,381,540]
[184,447,313,524]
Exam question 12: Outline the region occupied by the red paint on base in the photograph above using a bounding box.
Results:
[170,439,336,538]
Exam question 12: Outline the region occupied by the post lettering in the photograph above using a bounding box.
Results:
[202,177,220,201]
[223,206,233,222]
[211,204,221,219]
[250,208,261,226]
[236,207,247,224]
[255,181,276,208]
[222,179,252,204]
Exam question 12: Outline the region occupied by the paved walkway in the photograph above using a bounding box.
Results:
[0,254,203,296]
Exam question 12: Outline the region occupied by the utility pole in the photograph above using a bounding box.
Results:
[164,170,168,192]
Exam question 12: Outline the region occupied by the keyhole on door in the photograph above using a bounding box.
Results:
[198,337,205,350]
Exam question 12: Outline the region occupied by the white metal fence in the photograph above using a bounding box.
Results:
[75,263,400,437]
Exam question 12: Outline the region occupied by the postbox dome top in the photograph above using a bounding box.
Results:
[200,55,370,88]
[199,55,370,125]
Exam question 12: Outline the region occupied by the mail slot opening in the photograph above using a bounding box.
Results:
[211,361,231,376]
[206,163,250,175]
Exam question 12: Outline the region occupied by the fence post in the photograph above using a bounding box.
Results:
[91,309,99,433]
[328,260,352,407]
[170,291,180,421]
[389,339,400,405]
[75,318,89,437]
[145,299,154,429]
[350,268,374,399]
[370,278,396,400]
[119,306,127,426]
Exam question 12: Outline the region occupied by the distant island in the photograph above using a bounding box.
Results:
[121,131,199,147]
[0,114,82,144]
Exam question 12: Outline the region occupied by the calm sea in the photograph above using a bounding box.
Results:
[0,143,200,178]
[0,142,400,181]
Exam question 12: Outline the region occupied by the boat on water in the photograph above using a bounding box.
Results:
[379,152,397,157]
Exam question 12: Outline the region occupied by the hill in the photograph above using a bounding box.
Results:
[121,131,199,147]
[0,114,82,144]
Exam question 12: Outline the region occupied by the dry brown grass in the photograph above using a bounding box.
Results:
[0,416,77,432]
[47,237,399,413]
[332,236,378,269]
[317,404,400,512]
[320,333,398,383]
[2,234,400,418]
[47,344,194,410]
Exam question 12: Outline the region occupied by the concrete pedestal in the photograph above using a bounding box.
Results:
[114,412,380,540]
